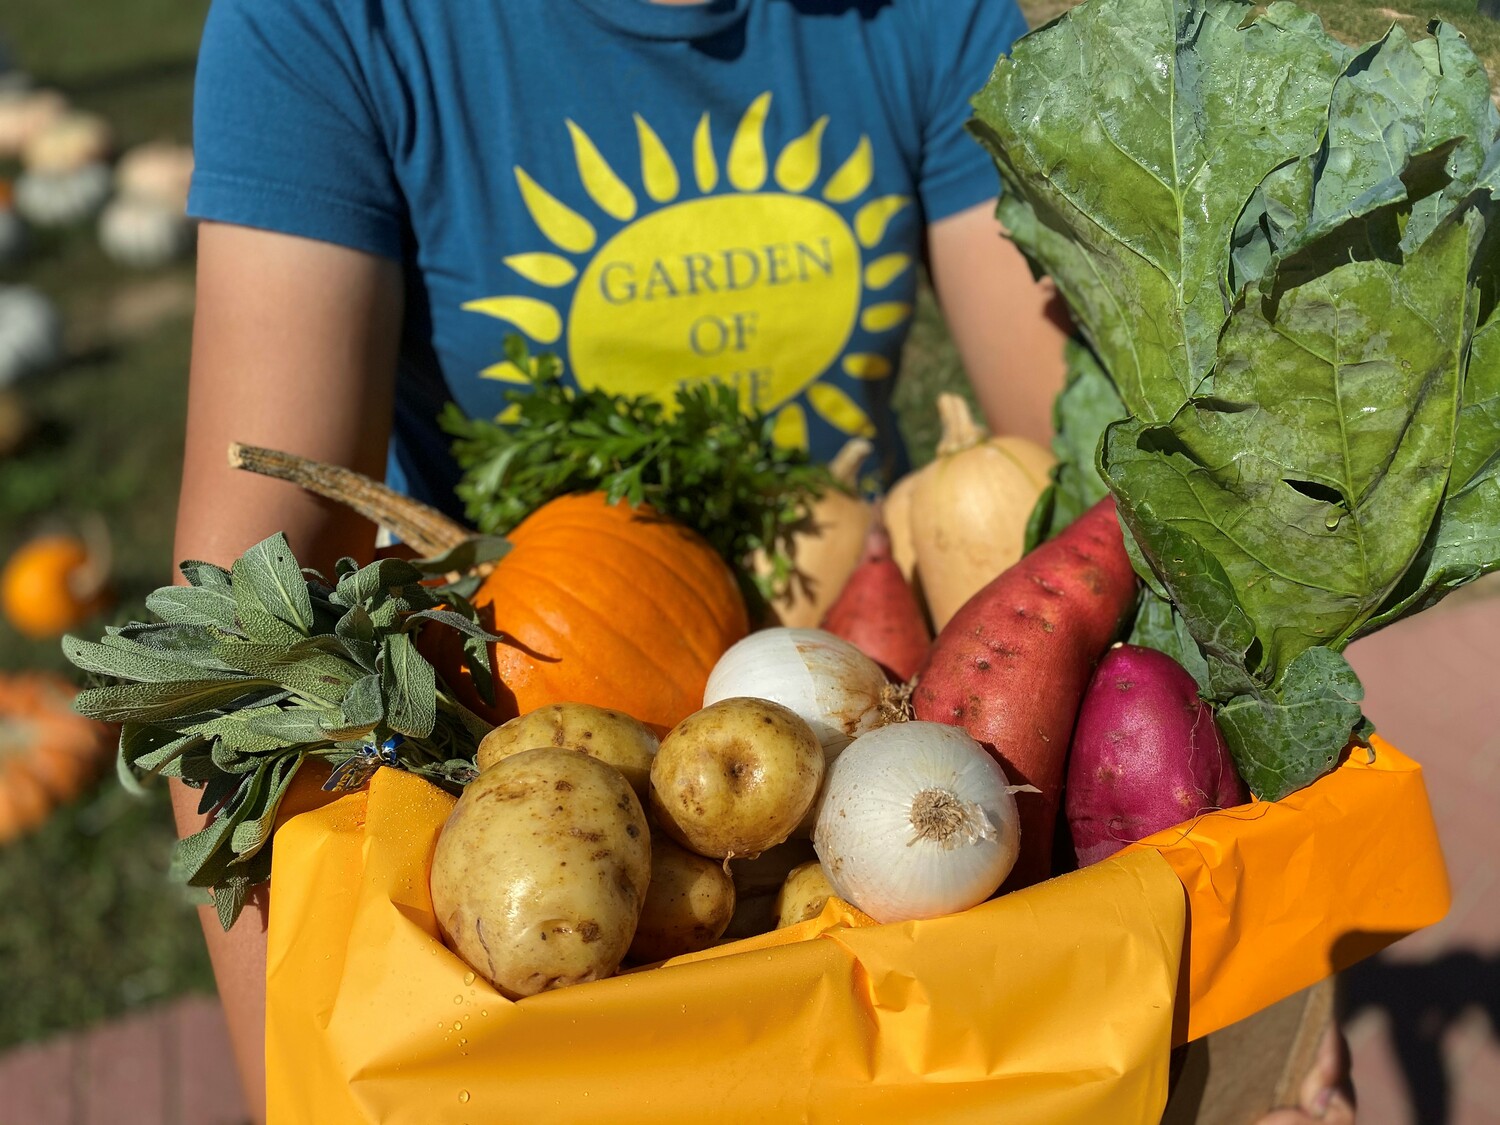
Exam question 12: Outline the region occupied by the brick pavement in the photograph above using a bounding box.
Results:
[1342,591,1500,1125]
[0,994,246,1125]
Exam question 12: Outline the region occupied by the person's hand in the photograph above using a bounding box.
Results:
[1254,1027,1356,1123]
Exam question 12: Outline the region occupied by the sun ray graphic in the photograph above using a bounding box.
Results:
[469,94,916,450]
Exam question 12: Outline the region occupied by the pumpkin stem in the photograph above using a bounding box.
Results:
[227,443,472,557]
[828,437,874,489]
[934,394,985,456]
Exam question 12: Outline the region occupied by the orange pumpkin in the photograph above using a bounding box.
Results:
[428,493,749,733]
[0,673,115,844]
[1,533,113,639]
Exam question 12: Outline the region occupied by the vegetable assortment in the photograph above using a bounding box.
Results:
[57,0,1495,1013]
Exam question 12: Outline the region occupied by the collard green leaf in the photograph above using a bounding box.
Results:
[1126,586,1212,691]
[1216,646,1365,800]
[1105,206,1478,685]
[1030,340,1125,545]
[1234,25,1496,288]
[970,0,1349,421]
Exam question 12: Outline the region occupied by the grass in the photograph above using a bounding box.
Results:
[0,0,1494,1051]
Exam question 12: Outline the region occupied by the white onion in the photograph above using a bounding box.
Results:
[813,722,1020,923]
[705,627,887,755]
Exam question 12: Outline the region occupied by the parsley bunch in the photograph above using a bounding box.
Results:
[442,342,836,600]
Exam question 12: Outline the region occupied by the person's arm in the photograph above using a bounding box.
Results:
[925,199,1072,448]
[172,220,403,1124]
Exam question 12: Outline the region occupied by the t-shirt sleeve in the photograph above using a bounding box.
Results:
[187,0,405,260]
[915,0,1030,223]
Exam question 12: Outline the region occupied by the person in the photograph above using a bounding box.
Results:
[173,0,1350,1120]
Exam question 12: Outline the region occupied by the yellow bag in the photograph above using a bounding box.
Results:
[264,735,1446,1124]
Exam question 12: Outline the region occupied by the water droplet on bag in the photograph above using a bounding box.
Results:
[458,1090,471,1104]
[454,995,464,1005]
[453,1021,463,1032]
[463,972,476,985]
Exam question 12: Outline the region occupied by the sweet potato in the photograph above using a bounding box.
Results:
[819,511,930,682]
[911,497,1137,890]
[1066,644,1247,866]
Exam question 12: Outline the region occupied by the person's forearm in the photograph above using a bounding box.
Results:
[174,223,403,1122]
[927,200,1072,447]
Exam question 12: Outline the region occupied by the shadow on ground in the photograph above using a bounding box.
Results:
[1341,951,1500,1124]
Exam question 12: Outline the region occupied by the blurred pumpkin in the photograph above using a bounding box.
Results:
[0,673,115,844]
[0,88,67,159]
[116,141,194,213]
[1,531,113,639]
[0,285,64,386]
[99,196,194,269]
[21,110,113,173]
[14,162,111,227]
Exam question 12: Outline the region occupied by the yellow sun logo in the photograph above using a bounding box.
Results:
[462,93,914,450]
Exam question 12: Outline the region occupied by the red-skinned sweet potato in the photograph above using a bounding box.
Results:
[819,511,930,682]
[912,497,1138,890]
[1066,643,1248,866]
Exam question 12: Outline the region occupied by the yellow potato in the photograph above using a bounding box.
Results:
[628,831,736,963]
[650,697,823,860]
[477,701,658,801]
[776,861,837,928]
[430,748,650,999]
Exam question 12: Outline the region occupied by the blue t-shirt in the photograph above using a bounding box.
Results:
[189,0,1026,514]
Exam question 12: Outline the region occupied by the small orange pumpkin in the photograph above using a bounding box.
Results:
[1,532,113,639]
[428,493,749,733]
[0,673,115,844]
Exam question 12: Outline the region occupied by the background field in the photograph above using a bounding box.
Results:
[0,0,1496,1054]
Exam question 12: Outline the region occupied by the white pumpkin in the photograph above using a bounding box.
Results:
[115,142,194,213]
[23,111,114,174]
[0,287,64,387]
[0,89,67,159]
[98,197,195,268]
[15,163,112,227]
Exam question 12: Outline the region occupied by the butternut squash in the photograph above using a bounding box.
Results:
[909,394,1055,629]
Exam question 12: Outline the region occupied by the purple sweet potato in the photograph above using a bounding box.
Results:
[1065,643,1248,866]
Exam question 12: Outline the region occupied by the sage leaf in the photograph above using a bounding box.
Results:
[236,533,314,633]
[62,635,245,685]
[75,679,274,725]
[146,584,243,631]
[322,673,383,739]
[382,633,436,739]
